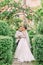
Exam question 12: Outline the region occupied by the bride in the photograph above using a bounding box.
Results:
[14,25,35,62]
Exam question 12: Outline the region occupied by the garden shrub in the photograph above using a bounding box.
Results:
[0,36,13,65]
[0,20,11,36]
[0,62,11,65]
[10,29,17,53]
[28,30,36,52]
[0,20,17,54]
[28,30,36,40]
[37,22,43,34]
[32,35,43,61]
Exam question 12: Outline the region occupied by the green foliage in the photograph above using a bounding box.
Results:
[0,0,11,8]
[0,20,11,36]
[0,0,41,29]
[0,11,9,20]
[0,62,11,65]
[7,17,22,30]
[28,30,36,52]
[36,8,43,18]
[0,1,20,20]
[10,29,17,53]
[0,36,13,64]
[41,0,43,7]
[14,17,22,28]
[0,20,17,64]
[28,30,36,35]
[0,10,16,20]
[32,35,43,61]
[28,30,36,42]
[13,1,20,8]
[37,22,43,34]
[26,14,32,20]
[0,20,17,54]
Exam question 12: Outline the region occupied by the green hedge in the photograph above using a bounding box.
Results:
[10,29,17,53]
[37,22,43,34]
[0,20,17,53]
[28,30,36,52]
[0,20,11,36]
[0,36,13,65]
[32,35,43,61]
[28,30,36,41]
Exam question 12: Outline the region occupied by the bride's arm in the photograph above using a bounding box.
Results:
[15,31,26,39]
[15,31,22,39]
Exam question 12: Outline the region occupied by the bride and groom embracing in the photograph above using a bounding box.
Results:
[14,25,35,62]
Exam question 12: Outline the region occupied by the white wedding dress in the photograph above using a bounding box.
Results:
[14,30,35,62]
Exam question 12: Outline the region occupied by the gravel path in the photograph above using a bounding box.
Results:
[12,59,34,65]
